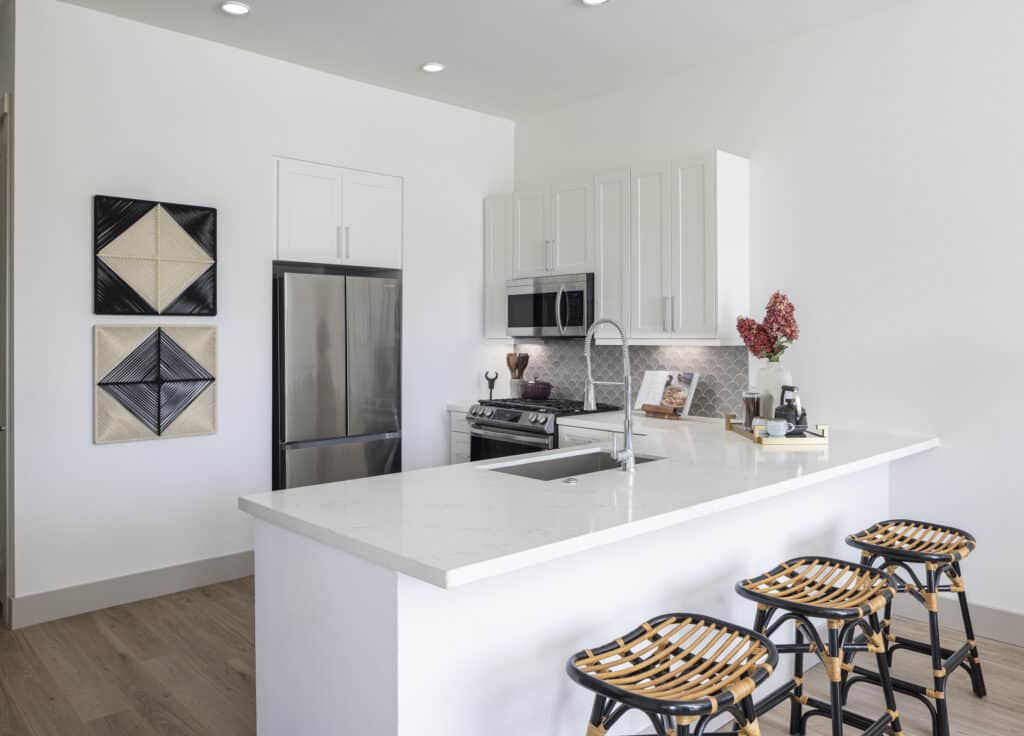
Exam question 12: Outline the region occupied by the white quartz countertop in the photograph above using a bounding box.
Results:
[239,415,938,589]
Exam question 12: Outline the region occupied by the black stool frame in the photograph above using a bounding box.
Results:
[736,557,906,736]
[846,521,986,736]
[566,613,778,736]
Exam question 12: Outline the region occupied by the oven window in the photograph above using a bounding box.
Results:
[507,292,558,329]
[471,433,546,461]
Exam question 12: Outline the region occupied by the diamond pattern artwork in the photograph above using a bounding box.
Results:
[515,343,749,418]
[94,326,217,444]
[94,195,217,315]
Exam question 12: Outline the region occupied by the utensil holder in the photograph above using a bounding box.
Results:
[509,378,522,399]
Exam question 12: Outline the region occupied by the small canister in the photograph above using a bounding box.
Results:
[742,390,761,432]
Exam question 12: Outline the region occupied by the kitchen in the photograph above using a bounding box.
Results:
[1,1,1022,736]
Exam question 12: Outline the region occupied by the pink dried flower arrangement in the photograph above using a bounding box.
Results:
[737,291,799,362]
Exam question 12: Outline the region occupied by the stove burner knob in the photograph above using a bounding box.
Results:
[484,408,494,418]
[529,413,538,423]
[469,406,478,415]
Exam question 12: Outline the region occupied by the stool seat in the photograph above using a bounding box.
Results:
[735,557,894,620]
[846,518,976,563]
[567,613,776,721]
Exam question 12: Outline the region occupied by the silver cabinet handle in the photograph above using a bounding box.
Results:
[663,296,671,332]
[336,225,343,260]
[670,295,675,332]
[549,239,556,271]
[344,226,351,260]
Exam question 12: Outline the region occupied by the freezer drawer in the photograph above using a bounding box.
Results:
[282,272,347,442]
[284,435,401,489]
[346,275,401,436]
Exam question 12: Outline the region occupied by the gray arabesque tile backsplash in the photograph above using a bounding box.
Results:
[515,342,748,418]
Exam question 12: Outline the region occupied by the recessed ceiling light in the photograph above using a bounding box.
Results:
[420,62,445,73]
[220,1,250,16]
[581,0,610,5]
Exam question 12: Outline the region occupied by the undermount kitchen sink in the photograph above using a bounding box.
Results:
[487,450,663,482]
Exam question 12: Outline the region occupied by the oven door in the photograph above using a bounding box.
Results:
[506,273,594,338]
[469,425,555,461]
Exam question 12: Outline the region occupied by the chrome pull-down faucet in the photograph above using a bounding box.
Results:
[583,319,634,472]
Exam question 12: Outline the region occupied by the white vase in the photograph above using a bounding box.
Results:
[756,360,792,419]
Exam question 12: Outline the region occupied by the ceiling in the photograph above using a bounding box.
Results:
[65,0,904,119]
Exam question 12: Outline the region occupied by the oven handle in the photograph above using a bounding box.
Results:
[469,425,554,448]
[555,285,566,335]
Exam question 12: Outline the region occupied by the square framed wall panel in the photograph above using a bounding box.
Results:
[94,195,217,315]
[94,325,217,444]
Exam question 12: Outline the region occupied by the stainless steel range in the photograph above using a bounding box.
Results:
[466,398,618,461]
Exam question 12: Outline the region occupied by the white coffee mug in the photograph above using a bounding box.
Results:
[766,419,795,438]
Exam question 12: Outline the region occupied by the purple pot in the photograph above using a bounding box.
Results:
[521,380,552,400]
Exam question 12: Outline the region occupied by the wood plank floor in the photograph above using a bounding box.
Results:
[0,577,1019,734]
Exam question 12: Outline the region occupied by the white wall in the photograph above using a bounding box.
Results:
[515,0,1024,616]
[12,1,513,597]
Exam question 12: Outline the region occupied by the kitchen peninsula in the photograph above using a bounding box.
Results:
[239,417,937,735]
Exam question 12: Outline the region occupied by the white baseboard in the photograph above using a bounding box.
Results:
[894,595,1024,648]
[9,550,254,629]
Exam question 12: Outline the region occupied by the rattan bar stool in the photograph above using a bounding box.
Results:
[735,557,904,736]
[845,519,986,736]
[566,613,778,736]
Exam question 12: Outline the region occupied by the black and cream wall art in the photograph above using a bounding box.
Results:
[94,195,217,315]
[94,326,217,444]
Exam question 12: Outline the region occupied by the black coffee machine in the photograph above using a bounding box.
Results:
[774,385,808,437]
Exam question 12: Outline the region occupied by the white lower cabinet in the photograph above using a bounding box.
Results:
[449,410,471,464]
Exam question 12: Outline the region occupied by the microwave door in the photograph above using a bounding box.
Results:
[507,290,560,337]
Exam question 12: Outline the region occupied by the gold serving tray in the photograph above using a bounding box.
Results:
[725,414,829,446]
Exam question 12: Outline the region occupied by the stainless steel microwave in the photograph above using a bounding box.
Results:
[506,273,594,338]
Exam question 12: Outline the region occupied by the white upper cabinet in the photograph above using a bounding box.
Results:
[629,164,673,338]
[548,179,592,272]
[629,152,749,343]
[483,195,513,339]
[512,180,592,277]
[513,191,547,276]
[340,170,403,269]
[593,170,630,338]
[485,151,748,345]
[277,159,343,264]
[276,158,403,269]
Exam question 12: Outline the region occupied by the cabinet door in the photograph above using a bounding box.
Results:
[593,171,630,339]
[483,195,513,339]
[630,164,672,338]
[340,170,403,269]
[277,159,343,264]
[669,159,716,337]
[548,180,592,273]
[450,431,471,464]
[512,191,548,277]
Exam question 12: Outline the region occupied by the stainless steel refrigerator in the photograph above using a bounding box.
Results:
[273,265,401,489]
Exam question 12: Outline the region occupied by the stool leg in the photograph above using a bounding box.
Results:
[882,595,895,666]
[925,567,951,736]
[952,561,987,698]
[790,625,805,735]
[869,613,905,736]
[826,624,844,736]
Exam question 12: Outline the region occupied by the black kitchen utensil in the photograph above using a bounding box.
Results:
[484,371,499,400]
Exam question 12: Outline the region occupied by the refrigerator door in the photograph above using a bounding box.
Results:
[284,436,401,489]
[346,276,401,436]
[282,272,347,443]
